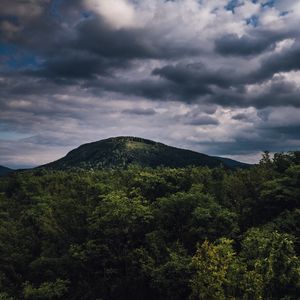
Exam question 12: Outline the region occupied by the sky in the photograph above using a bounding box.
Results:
[0,0,300,168]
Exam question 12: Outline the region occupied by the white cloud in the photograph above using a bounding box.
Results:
[234,0,260,19]
[274,38,295,53]
[84,0,136,29]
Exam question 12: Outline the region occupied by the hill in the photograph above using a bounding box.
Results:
[214,156,251,169]
[0,165,13,176]
[42,136,248,169]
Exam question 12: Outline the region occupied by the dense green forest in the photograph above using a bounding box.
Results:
[0,152,299,299]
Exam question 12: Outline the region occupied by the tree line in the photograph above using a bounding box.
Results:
[0,152,299,299]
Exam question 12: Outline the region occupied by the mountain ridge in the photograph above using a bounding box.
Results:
[0,165,13,176]
[42,136,250,170]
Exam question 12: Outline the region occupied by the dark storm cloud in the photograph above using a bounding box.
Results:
[31,15,188,80]
[215,33,273,56]
[9,11,201,82]
[97,62,237,102]
[214,30,290,56]
[33,50,130,80]
[232,113,250,121]
[204,76,300,108]
[152,63,234,89]
[89,77,174,100]
[262,124,300,139]
[90,61,300,109]
[185,115,219,126]
[196,127,300,156]
[86,72,212,103]
[1,0,298,104]
[253,44,300,81]
[0,1,154,80]
[122,108,156,115]
[74,18,172,60]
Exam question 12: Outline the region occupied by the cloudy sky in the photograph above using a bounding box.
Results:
[0,0,300,168]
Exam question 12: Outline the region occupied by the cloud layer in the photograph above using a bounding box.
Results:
[0,0,300,167]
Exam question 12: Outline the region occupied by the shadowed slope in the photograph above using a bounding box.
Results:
[0,165,13,176]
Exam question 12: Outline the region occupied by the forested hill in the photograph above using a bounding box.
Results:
[0,165,12,176]
[42,136,248,169]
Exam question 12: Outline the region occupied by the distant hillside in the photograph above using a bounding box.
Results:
[42,136,249,170]
[0,165,13,176]
[214,157,251,169]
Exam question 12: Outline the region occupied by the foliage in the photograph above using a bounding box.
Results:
[190,238,236,300]
[241,229,300,299]
[0,151,299,299]
[23,279,69,299]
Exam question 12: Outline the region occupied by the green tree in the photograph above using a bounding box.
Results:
[190,238,237,300]
[241,228,300,299]
[23,279,69,299]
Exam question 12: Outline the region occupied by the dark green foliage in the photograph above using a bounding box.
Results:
[240,229,300,299]
[0,151,299,299]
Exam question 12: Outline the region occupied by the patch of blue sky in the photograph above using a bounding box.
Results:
[225,0,241,13]
[226,0,276,12]
[50,0,93,23]
[0,15,19,25]
[261,0,276,8]
[0,43,16,56]
[250,0,276,6]
[0,42,41,70]
[246,15,259,27]
[279,11,290,16]
[50,0,64,18]
[81,11,93,19]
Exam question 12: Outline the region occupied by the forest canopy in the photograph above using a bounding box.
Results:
[0,151,299,299]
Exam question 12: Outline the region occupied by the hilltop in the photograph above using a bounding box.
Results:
[42,136,249,169]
